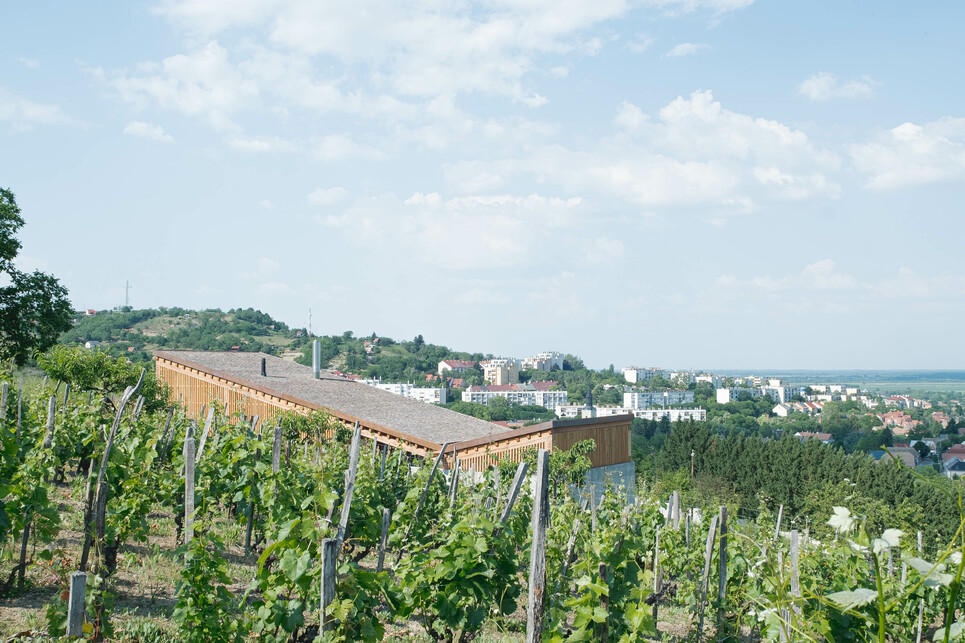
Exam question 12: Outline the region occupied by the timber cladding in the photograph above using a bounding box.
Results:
[154,350,632,469]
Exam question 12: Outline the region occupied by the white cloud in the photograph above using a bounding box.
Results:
[228,135,296,152]
[317,191,583,271]
[797,72,877,101]
[459,90,839,210]
[123,120,174,142]
[584,237,625,264]
[850,117,965,190]
[307,186,349,206]
[0,87,79,131]
[643,0,755,14]
[18,57,39,69]
[107,40,256,131]
[259,199,274,209]
[664,42,709,57]
[626,34,654,53]
[313,134,388,161]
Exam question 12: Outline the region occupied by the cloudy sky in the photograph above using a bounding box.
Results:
[3,1,964,370]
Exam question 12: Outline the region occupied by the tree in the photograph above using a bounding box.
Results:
[0,188,72,363]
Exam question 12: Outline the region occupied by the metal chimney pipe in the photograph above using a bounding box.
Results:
[313,339,321,379]
[261,357,267,377]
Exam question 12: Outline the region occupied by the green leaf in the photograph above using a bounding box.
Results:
[933,620,965,641]
[826,588,877,611]
[906,557,954,588]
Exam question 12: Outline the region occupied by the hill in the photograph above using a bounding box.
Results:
[59,307,309,363]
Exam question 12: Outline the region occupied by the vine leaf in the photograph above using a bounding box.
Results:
[826,588,877,611]
[905,557,954,588]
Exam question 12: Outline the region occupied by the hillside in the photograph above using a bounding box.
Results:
[59,307,310,364]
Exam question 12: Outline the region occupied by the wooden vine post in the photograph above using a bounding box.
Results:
[717,506,728,641]
[526,448,550,643]
[397,441,450,562]
[335,425,362,554]
[271,419,283,473]
[652,526,663,623]
[245,440,262,555]
[320,538,337,632]
[597,562,610,643]
[184,426,196,555]
[916,530,924,643]
[43,395,56,449]
[696,514,720,636]
[15,376,23,443]
[195,406,215,463]
[67,571,86,637]
[774,504,784,542]
[376,508,391,572]
[0,381,7,423]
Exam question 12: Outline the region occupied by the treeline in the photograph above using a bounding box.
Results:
[654,421,959,549]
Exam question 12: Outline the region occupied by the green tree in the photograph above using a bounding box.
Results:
[0,188,72,364]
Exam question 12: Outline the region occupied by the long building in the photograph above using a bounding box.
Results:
[154,351,632,481]
[461,382,567,408]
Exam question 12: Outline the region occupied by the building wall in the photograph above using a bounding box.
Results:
[551,417,631,470]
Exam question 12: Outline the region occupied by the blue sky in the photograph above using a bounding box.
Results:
[3,1,964,370]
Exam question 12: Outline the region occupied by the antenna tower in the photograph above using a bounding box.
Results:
[125,281,131,308]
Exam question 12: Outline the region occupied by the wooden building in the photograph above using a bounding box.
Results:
[154,350,633,476]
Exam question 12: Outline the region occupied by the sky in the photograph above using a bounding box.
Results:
[2,1,964,371]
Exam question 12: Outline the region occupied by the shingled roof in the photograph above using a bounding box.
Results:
[155,350,504,447]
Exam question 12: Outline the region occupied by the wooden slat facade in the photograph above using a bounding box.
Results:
[156,354,632,470]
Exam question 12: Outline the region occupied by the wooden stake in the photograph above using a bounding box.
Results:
[15,376,23,443]
[67,571,86,637]
[79,459,97,572]
[336,425,362,553]
[917,531,924,643]
[184,428,196,552]
[320,538,337,632]
[196,406,215,464]
[671,491,680,530]
[499,462,529,525]
[0,381,7,423]
[696,514,719,637]
[597,562,610,643]
[158,407,175,462]
[774,504,784,543]
[245,444,261,555]
[379,445,388,481]
[63,382,70,409]
[717,506,728,641]
[376,508,391,572]
[43,395,56,449]
[271,420,283,473]
[652,526,662,623]
[526,449,550,643]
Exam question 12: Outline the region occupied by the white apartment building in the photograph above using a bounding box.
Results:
[521,351,564,372]
[462,384,567,409]
[557,405,706,422]
[716,387,764,403]
[356,380,448,404]
[695,374,723,387]
[624,390,695,409]
[556,405,632,419]
[761,385,795,404]
[622,367,669,384]
[480,358,520,385]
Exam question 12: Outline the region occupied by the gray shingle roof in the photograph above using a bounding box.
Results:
[155,350,504,447]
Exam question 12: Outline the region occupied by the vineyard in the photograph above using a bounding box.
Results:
[1,368,965,642]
